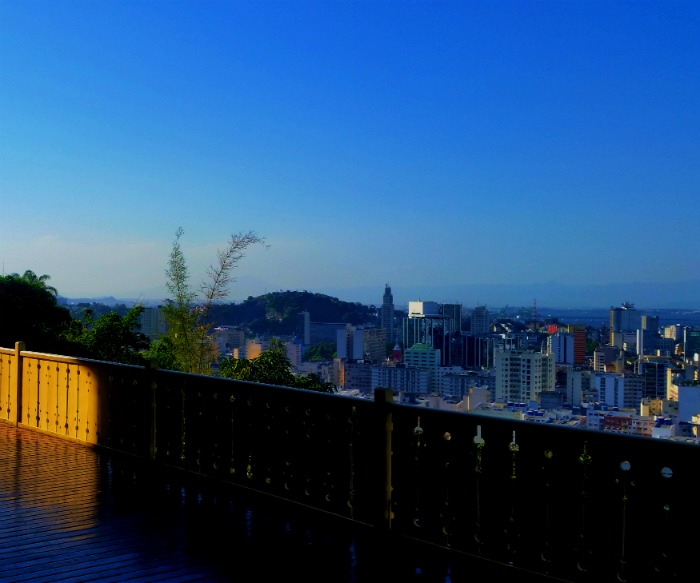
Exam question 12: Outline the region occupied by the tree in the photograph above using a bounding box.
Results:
[63,306,150,365]
[162,227,266,374]
[142,336,179,371]
[11,270,58,296]
[219,339,336,393]
[303,342,336,361]
[0,273,72,353]
[218,338,293,385]
[292,373,336,393]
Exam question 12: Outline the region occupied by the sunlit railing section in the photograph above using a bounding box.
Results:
[1,345,697,582]
[0,343,148,449]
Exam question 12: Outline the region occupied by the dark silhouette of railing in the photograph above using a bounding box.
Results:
[1,343,697,581]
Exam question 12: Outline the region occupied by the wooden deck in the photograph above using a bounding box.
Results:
[0,423,553,583]
[0,422,367,582]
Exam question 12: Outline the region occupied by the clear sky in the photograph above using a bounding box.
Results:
[1,0,698,309]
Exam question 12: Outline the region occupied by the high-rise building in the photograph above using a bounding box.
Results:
[637,357,672,400]
[461,334,498,369]
[594,373,644,410]
[362,327,387,362]
[336,324,386,363]
[441,303,463,335]
[547,332,575,365]
[470,305,490,335]
[402,301,443,348]
[494,349,555,403]
[641,315,660,332]
[336,324,364,360]
[609,302,641,347]
[295,311,311,346]
[685,329,700,361]
[565,324,587,365]
[380,284,395,345]
[610,302,641,332]
[403,342,441,393]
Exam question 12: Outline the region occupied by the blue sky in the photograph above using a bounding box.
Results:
[1,0,698,309]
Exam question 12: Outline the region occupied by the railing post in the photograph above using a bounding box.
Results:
[12,342,25,426]
[374,388,394,532]
[146,360,158,461]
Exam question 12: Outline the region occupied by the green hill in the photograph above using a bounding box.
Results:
[209,290,377,336]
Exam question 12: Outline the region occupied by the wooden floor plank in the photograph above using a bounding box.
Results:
[0,422,545,583]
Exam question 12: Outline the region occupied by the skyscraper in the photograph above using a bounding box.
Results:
[609,302,641,347]
[470,305,490,335]
[380,284,395,345]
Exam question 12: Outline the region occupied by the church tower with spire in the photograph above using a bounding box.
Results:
[380,284,395,345]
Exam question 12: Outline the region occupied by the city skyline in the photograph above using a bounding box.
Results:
[2,1,699,308]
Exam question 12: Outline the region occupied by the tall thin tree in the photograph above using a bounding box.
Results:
[162,227,266,374]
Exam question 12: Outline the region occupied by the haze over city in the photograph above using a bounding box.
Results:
[1,1,698,309]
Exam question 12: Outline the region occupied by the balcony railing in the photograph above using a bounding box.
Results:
[1,342,697,581]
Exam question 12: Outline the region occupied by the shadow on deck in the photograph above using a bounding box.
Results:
[0,423,551,583]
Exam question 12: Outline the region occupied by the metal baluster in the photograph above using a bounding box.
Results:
[540,449,554,574]
[576,442,593,573]
[473,424,485,555]
[505,430,520,565]
[654,466,674,577]
[440,431,453,546]
[616,460,633,582]
[412,416,424,528]
[346,406,357,520]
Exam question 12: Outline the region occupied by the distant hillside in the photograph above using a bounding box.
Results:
[209,290,377,336]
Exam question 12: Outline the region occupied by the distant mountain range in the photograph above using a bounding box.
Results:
[59,279,700,312]
[313,280,700,310]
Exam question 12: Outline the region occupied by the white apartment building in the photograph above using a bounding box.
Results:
[372,364,430,396]
[593,373,644,411]
[494,349,555,403]
[437,369,495,402]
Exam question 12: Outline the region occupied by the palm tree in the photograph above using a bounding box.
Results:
[12,270,58,296]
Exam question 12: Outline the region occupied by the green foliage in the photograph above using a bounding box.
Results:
[63,306,150,365]
[218,339,294,385]
[291,373,336,393]
[303,342,336,361]
[142,336,179,371]
[0,272,73,353]
[219,339,336,393]
[162,227,266,374]
[11,270,58,295]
